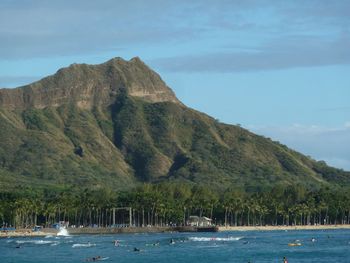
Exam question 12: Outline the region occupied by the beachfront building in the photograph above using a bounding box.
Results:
[188,216,212,227]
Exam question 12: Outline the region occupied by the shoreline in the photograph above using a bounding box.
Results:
[0,226,201,238]
[2,224,350,238]
[218,224,350,232]
[0,230,56,238]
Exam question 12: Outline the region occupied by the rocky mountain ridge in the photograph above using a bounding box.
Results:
[0,57,349,191]
[0,57,179,110]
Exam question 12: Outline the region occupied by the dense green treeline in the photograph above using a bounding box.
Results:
[0,183,349,229]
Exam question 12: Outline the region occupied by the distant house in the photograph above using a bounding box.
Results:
[51,221,69,229]
[33,225,43,232]
[188,216,212,227]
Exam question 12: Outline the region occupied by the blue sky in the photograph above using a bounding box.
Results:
[0,0,349,170]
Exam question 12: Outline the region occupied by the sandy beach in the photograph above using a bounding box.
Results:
[0,229,57,238]
[218,224,350,232]
[2,224,350,238]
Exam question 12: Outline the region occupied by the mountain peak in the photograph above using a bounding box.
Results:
[0,57,180,110]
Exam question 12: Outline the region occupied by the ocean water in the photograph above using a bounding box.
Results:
[1,229,350,263]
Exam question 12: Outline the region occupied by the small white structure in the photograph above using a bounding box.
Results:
[188,216,212,227]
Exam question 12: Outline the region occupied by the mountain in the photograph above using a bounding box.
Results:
[0,57,349,192]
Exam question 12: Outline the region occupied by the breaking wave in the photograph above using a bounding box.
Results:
[188,236,243,242]
[57,227,69,236]
[16,240,59,245]
[72,243,96,248]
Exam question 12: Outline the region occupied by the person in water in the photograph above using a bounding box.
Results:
[133,247,140,252]
[170,238,175,244]
[283,256,288,263]
[86,256,101,262]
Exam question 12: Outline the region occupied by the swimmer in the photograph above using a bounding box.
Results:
[283,256,288,263]
[86,256,101,262]
[133,247,140,252]
[170,238,175,245]
[114,240,120,246]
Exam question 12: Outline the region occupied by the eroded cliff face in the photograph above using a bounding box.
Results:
[0,57,179,110]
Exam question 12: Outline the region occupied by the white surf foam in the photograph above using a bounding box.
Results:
[189,236,243,242]
[72,243,96,248]
[16,240,59,245]
[57,227,69,236]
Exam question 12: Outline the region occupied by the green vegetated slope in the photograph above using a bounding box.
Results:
[0,57,349,192]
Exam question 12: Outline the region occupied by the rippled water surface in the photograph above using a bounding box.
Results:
[1,229,350,262]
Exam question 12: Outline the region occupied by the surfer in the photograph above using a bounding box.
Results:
[114,240,120,246]
[86,256,101,262]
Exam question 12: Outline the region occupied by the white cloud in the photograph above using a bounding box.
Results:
[249,123,350,171]
[154,34,350,73]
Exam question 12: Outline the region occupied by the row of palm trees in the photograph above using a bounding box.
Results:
[1,183,349,229]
